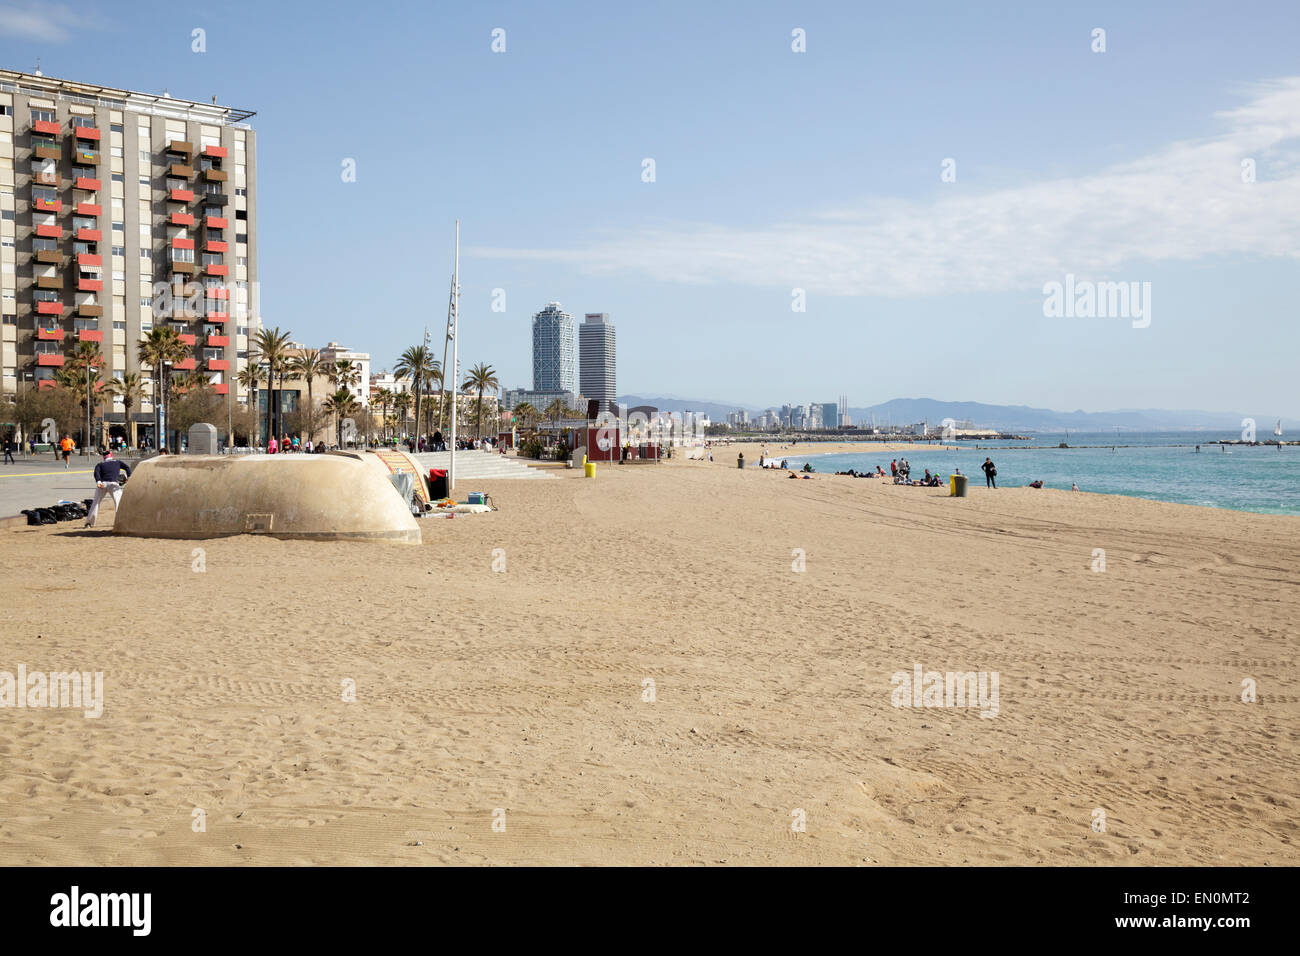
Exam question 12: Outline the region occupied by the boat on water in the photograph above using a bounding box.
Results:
[1274,419,1283,437]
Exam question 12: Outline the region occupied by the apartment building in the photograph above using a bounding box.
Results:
[0,69,259,445]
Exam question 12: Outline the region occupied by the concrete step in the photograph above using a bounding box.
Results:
[411,451,555,480]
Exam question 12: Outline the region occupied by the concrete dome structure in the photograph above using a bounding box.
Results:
[112,455,422,543]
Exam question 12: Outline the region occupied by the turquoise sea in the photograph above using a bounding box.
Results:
[768,432,1300,516]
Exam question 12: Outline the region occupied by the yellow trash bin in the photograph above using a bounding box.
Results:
[584,461,596,478]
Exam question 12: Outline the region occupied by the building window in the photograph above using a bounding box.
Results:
[113,321,125,331]
[237,256,247,267]
[112,222,124,232]
[2,314,16,325]
[30,109,54,124]
[140,249,152,260]
[111,245,125,257]
[139,175,150,186]
[111,123,123,134]
[73,216,96,231]
[1,211,13,222]
[139,149,151,163]
[70,116,95,128]
[112,270,125,280]
[235,187,247,197]
[0,105,12,116]
[111,173,124,183]
[236,234,247,244]
[110,146,123,158]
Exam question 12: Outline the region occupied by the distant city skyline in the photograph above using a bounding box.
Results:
[4,2,1295,415]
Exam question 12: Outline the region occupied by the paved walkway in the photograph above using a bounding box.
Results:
[0,454,102,516]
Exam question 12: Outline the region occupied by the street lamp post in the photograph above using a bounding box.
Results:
[85,363,97,460]
[161,360,173,453]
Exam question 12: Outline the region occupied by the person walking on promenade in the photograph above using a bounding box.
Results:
[84,450,130,527]
[982,457,997,488]
[2,435,14,464]
[268,435,278,455]
[59,434,74,469]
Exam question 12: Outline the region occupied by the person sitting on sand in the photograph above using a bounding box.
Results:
[1028,480,1043,488]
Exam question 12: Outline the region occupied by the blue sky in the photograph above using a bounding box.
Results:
[3,0,1298,415]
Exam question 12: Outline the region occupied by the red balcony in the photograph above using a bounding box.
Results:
[203,145,228,159]
[78,329,103,342]
[205,240,228,253]
[172,237,195,250]
[205,312,230,323]
[34,198,62,213]
[207,359,229,371]
[76,202,101,217]
[38,379,58,390]
[173,358,196,370]
[213,383,229,395]
[179,334,196,345]
[205,264,228,276]
[207,334,229,346]
[36,301,62,316]
[35,224,63,239]
[78,279,102,292]
[74,177,101,192]
[170,212,194,226]
[73,126,101,141]
[36,353,65,367]
[37,327,64,340]
[206,216,228,229]
[79,253,102,267]
[169,189,194,202]
[77,229,102,242]
[33,120,60,135]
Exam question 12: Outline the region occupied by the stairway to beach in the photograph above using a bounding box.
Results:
[411,450,556,480]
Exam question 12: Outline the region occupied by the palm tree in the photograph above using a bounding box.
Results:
[290,348,328,441]
[108,372,144,447]
[137,327,189,450]
[544,398,567,436]
[57,341,104,448]
[393,391,412,438]
[235,363,264,446]
[462,363,499,440]
[252,326,292,446]
[376,387,394,441]
[512,402,537,431]
[323,388,358,447]
[393,346,439,444]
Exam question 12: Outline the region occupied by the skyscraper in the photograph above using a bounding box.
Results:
[0,68,259,447]
[579,312,616,403]
[532,301,574,394]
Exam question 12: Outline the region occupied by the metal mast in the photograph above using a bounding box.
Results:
[449,220,460,492]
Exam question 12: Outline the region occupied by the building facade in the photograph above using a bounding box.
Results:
[319,341,370,408]
[531,301,575,394]
[0,69,259,444]
[578,312,615,403]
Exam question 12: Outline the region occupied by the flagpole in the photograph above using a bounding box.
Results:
[449,220,459,493]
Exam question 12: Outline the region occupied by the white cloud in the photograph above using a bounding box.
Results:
[470,79,1300,298]
[0,1,90,42]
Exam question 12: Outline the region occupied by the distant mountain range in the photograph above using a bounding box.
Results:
[616,395,1275,432]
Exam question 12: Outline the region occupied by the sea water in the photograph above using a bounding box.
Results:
[767,432,1300,516]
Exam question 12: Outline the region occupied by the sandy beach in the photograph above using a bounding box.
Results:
[1,455,1296,865]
